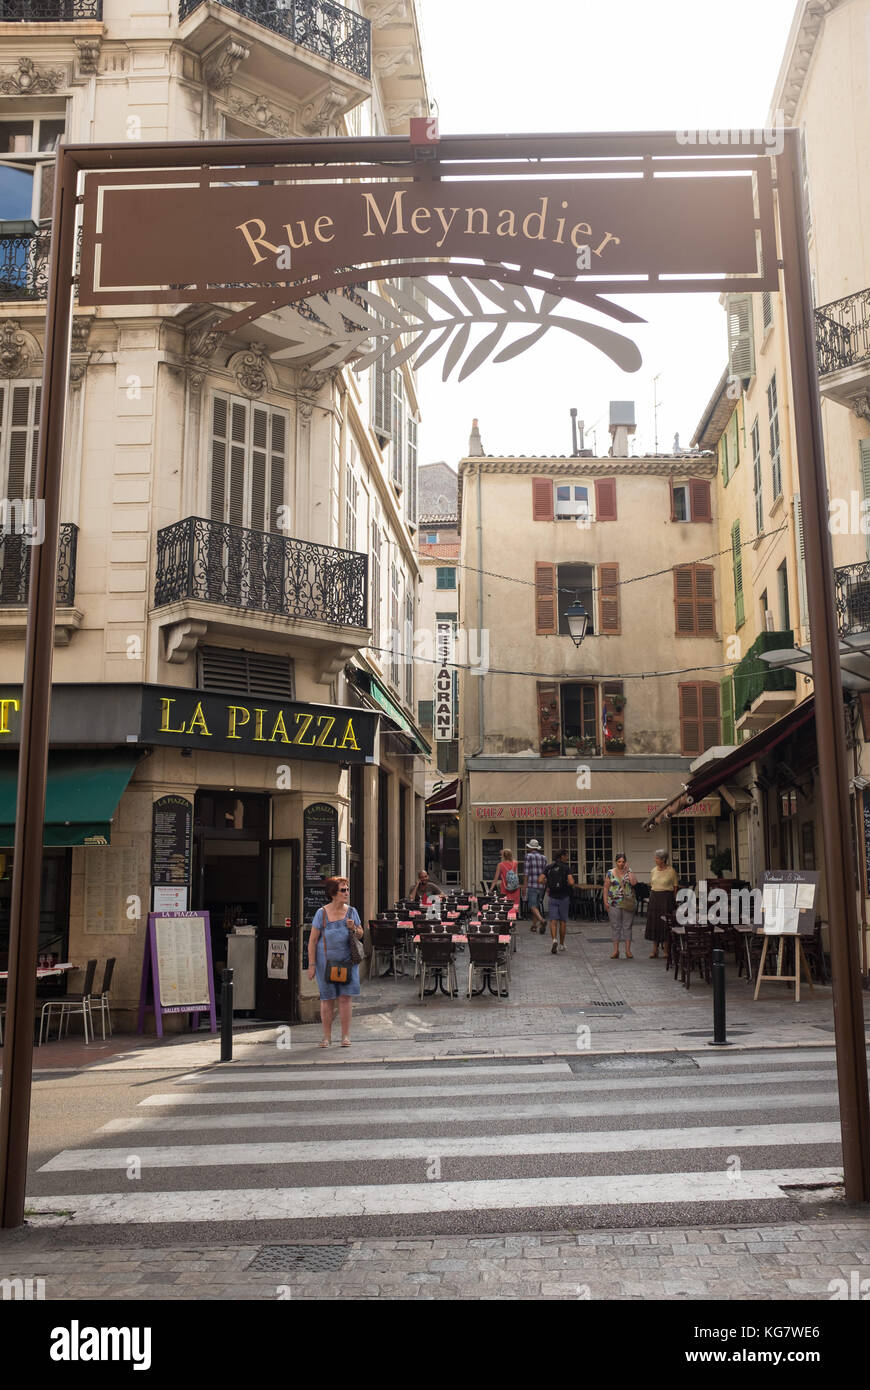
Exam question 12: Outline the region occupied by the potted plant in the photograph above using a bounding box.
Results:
[540,736,561,756]
[605,736,626,752]
[608,694,626,712]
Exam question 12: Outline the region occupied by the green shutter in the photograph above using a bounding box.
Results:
[860,439,870,561]
[721,676,735,746]
[721,432,729,487]
[731,520,744,628]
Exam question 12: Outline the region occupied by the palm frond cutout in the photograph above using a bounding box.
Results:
[270,276,643,379]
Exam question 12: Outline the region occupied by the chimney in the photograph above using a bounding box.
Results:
[609,401,636,458]
[468,418,484,456]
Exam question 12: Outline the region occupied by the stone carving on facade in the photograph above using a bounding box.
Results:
[365,0,412,28]
[204,38,250,93]
[373,47,416,78]
[852,395,870,422]
[297,366,338,396]
[300,87,348,135]
[68,315,93,386]
[232,342,269,398]
[384,99,425,129]
[185,318,224,398]
[0,321,33,378]
[226,92,290,137]
[75,41,102,78]
[0,57,66,96]
[165,619,208,665]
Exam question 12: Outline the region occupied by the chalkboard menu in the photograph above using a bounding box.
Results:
[303,801,339,924]
[482,837,503,886]
[758,868,819,935]
[151,795,192,909]
[863,790,870,893]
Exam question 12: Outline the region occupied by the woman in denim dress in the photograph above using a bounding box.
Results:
[307,876,363,1047]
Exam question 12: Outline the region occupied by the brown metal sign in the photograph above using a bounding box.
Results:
[78,148,776,308]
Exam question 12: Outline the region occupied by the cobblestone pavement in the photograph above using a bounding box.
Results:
[1,1215,869,1299]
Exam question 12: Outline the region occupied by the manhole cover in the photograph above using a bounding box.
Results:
[247,1245,349,1274]
[591,1055,686,1072]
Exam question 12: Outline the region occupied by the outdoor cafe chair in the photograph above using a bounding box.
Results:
[418,935,458,999]
[50,958,98,1044]
[91,957,116,1040]
[370,923,406,979]
[467,935,509,998]
[677,927,712,991]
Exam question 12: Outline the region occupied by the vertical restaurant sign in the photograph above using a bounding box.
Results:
[151,795,193,911]
[434,619,455,742]
[303,802,339,925]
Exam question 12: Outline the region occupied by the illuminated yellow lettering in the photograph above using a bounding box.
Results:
[188,701,211,736]
[0,698,20,734]
[338,718,360,751]
[270,711,290,743]
[235,218,282,266]
[159,697,186,734]
[293,712,316,746]
[253,708,266,741]
[226,705,250,739]
[315,715,336,747]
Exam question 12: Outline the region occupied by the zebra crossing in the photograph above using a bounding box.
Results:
[27,1048,846,1238]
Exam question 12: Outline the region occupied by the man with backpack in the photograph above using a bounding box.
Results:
[542,849,575,954]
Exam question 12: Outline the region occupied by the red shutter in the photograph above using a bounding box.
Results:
[595,477,617,520]
[532,477,554,521]
[534,562,558,634]
[679,682,701,755]
[699,683,720,751]
[690,478,712,523]
[695,565,716,634]
[674,566,697,634]
[598,562,620,634]
[537,681,561,756]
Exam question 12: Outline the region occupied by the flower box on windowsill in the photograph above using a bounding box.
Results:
[604,738,626,754]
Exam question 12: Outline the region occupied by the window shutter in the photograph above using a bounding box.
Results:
[537,681,561,756]
[700,683,720,750]
[534,562,558,634]
[373,325,391,439]
[689,478,712,522]
[762,291,773,331]
[731,521,744,627]
[270,412,286,534]
[860,440,870,561]
[726,293,755,380]
[250,406,268,533]
[210,394,227,521]
[793,493,809,635]
[674,566,697,635]
[594,477,617,520]
[7,383,38,503]
[669,477,677,521]
[598,562,620,634]
[695,564,716,635]
[228,399,247,528]
[407,416,418,524]
[720,432,729,487]
[679,682,701,755]
[532,477,554,521]
[720,675,735,745]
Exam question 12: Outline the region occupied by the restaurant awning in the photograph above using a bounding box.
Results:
[426,778,462,814]
[348,670,431,757]
[0,750,141,847]
[642,696,816,829]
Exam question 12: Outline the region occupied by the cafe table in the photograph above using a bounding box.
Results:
[0,963,74,1045]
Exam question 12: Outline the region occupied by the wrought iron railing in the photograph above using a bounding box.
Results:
[178,0,371,80]
[835,562,870,635]
[0,230,51,302]
[815,288,870,375]
[0,0,101,16]
[0,522,77,606]
[155,516,368,628]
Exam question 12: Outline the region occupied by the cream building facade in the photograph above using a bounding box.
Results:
[0,0,431,1024]
[457,414,729,895]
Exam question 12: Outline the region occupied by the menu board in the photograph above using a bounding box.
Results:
[137,911,217,1037]
[303,802,339,924]
[758,869,819,935]
[482,838,503,886]
[151,796,192,909]
[863,790,870,893]
[84,844,143,934]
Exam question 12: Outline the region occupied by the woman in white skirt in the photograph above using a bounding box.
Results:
[605,853,638,959]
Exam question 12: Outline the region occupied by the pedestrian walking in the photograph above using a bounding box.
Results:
[605,853,638,959]
[307,877,363,1047]
[523,838,548,933]
[645,848,679,958]
[544,849,574,954]
[490,848,521,910]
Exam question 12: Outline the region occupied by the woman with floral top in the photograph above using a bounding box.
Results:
[605,853,638,959]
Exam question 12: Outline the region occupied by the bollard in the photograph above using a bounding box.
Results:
[220,967,234,1062]
[709,947,730,1046]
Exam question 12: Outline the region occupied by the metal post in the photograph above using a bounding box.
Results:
[777,129,870,1201]
[710,947,729,1046]
[220,968,234,1063]
[0,150,76,1229]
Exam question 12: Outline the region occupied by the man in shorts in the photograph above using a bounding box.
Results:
[523,838,548,933]
[544,849,575,954]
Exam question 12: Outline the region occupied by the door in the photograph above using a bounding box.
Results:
[258,838,300,1021]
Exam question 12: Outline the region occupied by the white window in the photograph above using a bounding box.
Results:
[370,512,381,648]
[672,484,689,521]
[345,454,359,552]
[390,561,400,687]
[0,379,39,503]
[0,118,65,226]
[391,372,405,490]
[209,392,287,533]
[554,483,591,520]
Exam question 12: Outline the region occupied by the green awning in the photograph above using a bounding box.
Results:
[0,751,141,847]
[350,672,431,756]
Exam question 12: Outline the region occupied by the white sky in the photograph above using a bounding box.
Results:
[414,0,799,466]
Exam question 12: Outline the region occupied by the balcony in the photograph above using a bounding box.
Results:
[0,0,101,16]
[732,629,797,733]
[815,288,870,409]
[154,516,369,678]
[0,230,50,303]
[835,562,870,636]
[0,522,82,644]
[179,0,371,92]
